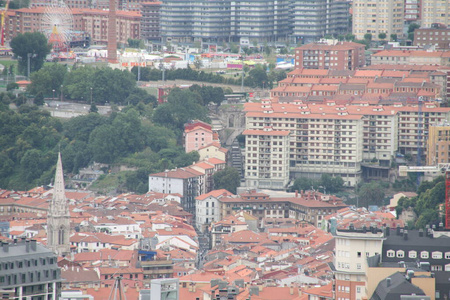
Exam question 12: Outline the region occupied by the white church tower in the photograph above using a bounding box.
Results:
[47,152,70,256]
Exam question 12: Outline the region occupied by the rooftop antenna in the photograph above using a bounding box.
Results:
[108,276,127,300]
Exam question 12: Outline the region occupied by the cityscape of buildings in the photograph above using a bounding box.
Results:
[1,0,450,299]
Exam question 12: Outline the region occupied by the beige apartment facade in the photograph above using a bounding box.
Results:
[334,227,384,300]
[421,0,450,28]
[426,123,450,165]
[352,0,404,40]
[243,128,291,190]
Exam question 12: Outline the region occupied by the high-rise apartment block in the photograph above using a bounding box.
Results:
[140,2,161,41]
[159,0,349,44]
[291,0,350,44]
[421,0,449,28]
[352,0,404,40]
[243,128,291,190]
[244,99,450,188]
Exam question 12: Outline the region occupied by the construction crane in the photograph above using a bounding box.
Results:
[108,276,127,300]
[1,0,10,46]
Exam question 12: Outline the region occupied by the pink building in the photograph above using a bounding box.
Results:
[184,120,213,153]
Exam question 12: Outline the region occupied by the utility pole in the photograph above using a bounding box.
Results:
[27,53,32,80]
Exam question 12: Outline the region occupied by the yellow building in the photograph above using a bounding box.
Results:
[352,0,404,40]
[426,123,450,166]
[421,0,450,28]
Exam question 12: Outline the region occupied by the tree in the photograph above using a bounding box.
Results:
[378,33,387,41]
[357,182,385,208]
[89,103,98,113]
[33,92,45,106]
[6,82,18,91]
[193,57,203,70]
[153,88,209,131]
[408,23,420,41]
[213,167,240,194]
[27,63,67,96]
[390,34,398,42]
[10,32,51,75]
[291,177,320,192]
[364,33,372,41]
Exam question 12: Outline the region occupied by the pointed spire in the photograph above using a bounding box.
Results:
[51,152,68,216]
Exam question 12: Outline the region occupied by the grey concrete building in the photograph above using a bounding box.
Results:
[291,0,350,44]
[0,239,62,299]
[160,0,292,44]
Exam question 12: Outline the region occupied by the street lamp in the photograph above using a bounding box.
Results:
[27,53,32,80]
[90,87,93,104]
[60,85,63,102]
[52,89,55,100]
[159,62,165,82]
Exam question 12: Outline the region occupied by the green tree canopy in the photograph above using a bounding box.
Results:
[213,167,240,194]
[357,182,385,207]
[153,88,209,131]
[27,63,67,96]
[10,32,51,75]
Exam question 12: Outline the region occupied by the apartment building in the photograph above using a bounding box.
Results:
[217,190,347,228]
[427,123,450,165]
[291,0,350,44]
[5,8,140,45]
[184,120,214,153]
[140,2,161,41]
[352,0,404,40]
[195,189,234,232]
[148,168,205,214]
[160,0,291,44]
[421,0,449,28]
[244,101,365,187]
[397,104,450,157]
[294,41,365,70]
[243,128,290,190]
[0,239,63,300]
[371,50,450,66]
[405,0,421,22]
[414,27,450,49]
[333,226,385,300]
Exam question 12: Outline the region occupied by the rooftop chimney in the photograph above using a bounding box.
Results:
[2,242,9,252]
[31,240,37,251]
[419,229,424,237]
[25,240,30,252]
[386,278,391,287]
[404,230,408,240]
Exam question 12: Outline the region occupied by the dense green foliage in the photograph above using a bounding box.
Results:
[10,32,51,75]
[213,167,240,194]
[395,176,445,228]
[357,181,386,207]
[0,86,208,192]
[27,65,155,105]
[153,88,209,132]
[291,174,344,194]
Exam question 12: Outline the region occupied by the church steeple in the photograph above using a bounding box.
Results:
[47,152,70,256]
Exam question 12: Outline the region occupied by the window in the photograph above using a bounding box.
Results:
[421,251,429,259]
[396,250,405,258]
[387,250,395,257]
[357,252,361,258]
[445,252,450,259]
[409,250,417,258]
[432,251,442,259]
[356,263,361,269]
